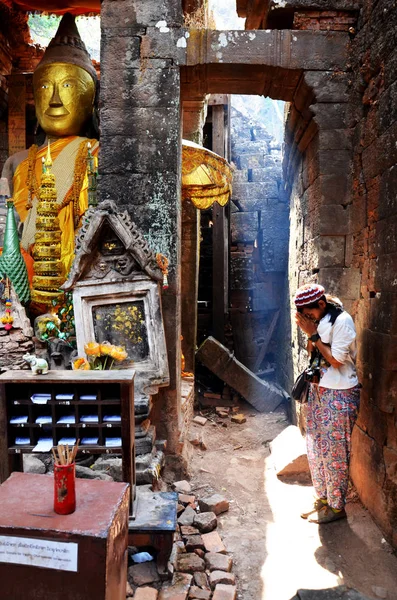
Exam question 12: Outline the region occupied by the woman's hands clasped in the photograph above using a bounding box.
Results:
[295,313,318,337]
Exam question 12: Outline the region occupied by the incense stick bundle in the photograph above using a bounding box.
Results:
[53,440,80,465]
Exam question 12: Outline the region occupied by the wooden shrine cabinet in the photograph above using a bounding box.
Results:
[0,369,135,504]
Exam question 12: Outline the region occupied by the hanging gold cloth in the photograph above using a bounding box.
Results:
[182,139,233,211]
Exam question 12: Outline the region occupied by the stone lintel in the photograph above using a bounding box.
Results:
[143,28,348,71]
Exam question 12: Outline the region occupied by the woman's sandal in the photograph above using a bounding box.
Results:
[308,505,347,524]
[300,498,328,519]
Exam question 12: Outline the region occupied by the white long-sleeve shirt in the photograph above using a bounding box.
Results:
[317,311,359,390]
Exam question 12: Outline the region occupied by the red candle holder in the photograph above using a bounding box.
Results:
[54,462,76,515]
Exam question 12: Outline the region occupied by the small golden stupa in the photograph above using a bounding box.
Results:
[31,143,64,305]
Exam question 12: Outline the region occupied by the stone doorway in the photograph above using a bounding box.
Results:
[180,32,352,397]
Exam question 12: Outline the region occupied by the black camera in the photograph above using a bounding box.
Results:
[304,367,321,384]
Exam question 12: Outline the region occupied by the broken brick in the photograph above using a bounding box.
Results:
[194,511,217,533]
[193,572,210,589]
[134,587,159,600]
[188,587,212,599]
[199,494,229,515]
[177,552,205,573]
[201,531,226,554]
[172,480,192,494]
[179,494,196,505]
[212,584,237,600]
[193,416,208,426]
[178,506,196,526]
[205,552,233,572]
[128,562,160,586]
[209,571,236,588]
[181,525,200,537]
[159,573,192,600]
[185,535,205,552]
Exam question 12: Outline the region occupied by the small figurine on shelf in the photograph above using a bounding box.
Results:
[23,352,49,375]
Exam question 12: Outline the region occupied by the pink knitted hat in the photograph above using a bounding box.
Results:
[294,284,325,307]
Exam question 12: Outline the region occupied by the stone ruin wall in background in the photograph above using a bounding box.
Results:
[229,106,289,378]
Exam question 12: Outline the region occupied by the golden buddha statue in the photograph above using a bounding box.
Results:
[1,13,99,286]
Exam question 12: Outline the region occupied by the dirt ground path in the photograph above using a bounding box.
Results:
[187,402,397,600]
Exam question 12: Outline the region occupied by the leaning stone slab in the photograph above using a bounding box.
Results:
[196,337,287,412]
[269,425,311,484]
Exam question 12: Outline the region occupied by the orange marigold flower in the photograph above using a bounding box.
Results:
[99,341,113,356]
[110,346,128,361]
[84,341,101,356]
[73,357,90,370]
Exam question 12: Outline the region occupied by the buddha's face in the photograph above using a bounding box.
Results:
[33,63,95,137]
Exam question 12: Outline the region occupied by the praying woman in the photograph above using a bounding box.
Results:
[294,283,360,524]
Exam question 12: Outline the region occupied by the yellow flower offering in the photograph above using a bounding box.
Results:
[110,345,128,362]
[99,341,113,356]
[82,340,129,368]
[84,341,101,356]
[73,357,90,370]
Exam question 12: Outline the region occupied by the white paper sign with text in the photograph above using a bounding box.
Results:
[0,535,78,572]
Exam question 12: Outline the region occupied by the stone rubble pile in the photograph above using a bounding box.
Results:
[23,451,166,486]
[127,481,237,600]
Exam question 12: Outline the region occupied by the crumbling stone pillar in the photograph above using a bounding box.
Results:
[100,0,183,453]
[183,97,208,145]
[181,200,199,373]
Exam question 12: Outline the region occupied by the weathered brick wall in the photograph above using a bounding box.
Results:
[283,67,353,402]
[283,0,397,547]
[293,10,357,31]
[347,0,397,548]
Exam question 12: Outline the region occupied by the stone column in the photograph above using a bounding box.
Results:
[100,0,183,453]
[181,98,207,372]
[211,101,229,344]
[183,98,207,145]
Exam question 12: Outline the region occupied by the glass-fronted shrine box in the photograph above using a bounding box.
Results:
[0,369,135,503]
